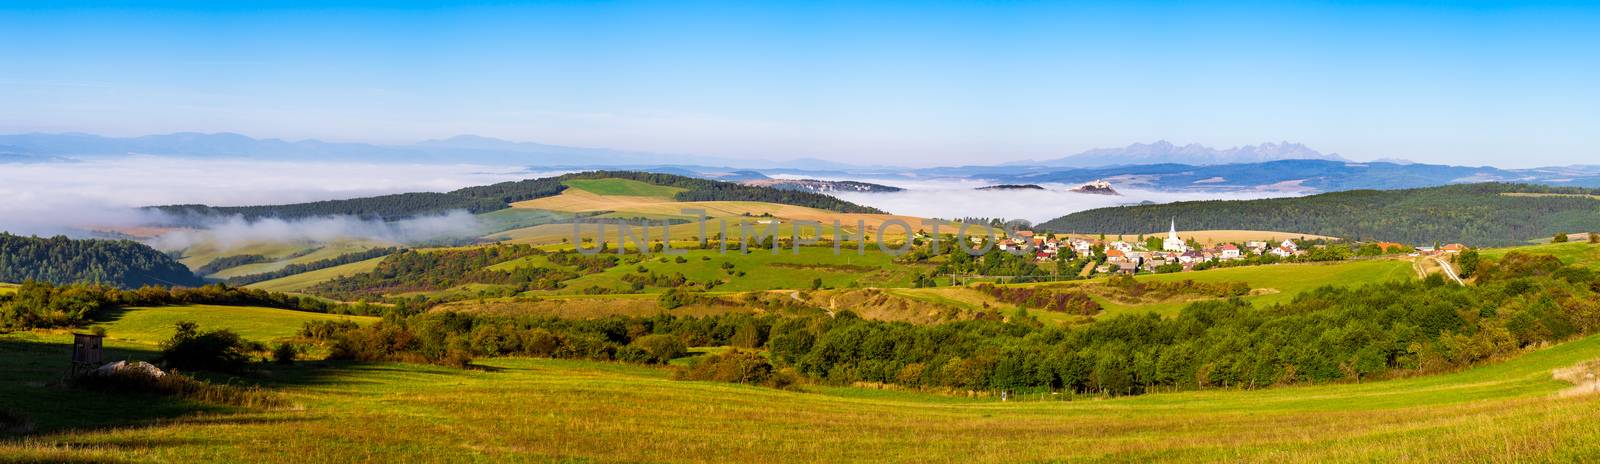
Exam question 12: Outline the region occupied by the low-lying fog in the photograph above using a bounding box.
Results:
[0,156,1300,251]
[0,156,553,248]
[802,176,1299,224]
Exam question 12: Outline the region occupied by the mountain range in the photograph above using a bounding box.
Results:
[1012,140,1349,167]
[5,131,1599,192]
[0,132,806,168]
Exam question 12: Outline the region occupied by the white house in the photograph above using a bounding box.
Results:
[1110,241,1134,253]
[1162,219,1188,252]
[1071,239,1094,257]
[1220,244,1241,259]
[1280,239,1299,252]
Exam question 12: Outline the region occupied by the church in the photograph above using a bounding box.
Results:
[1163,219,1188,252]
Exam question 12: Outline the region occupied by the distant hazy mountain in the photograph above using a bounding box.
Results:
[973,159,1600,192]
[1020,140,1348,168]
[742,178,903,193]
[0,132,783,168]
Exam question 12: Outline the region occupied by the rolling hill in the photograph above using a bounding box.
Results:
[1039,183,1600,246]
[0,233,202,288]
[148,170,884,222]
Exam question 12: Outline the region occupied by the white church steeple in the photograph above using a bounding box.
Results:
[1163,217,1188,252]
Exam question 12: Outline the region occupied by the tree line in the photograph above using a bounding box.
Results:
[0,281,362,330]
[221,247,401,286]
[292,248,1600,396]
[0,233,202,288]
[1038,183,1600,247]
[146,170,885,223]
[304,245,593,301]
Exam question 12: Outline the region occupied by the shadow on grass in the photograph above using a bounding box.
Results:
[0,333,486,459]
[0,336,218,436]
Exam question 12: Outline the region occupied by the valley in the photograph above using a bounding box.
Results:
[5,171,1600,463]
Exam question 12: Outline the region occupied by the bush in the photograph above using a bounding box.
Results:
[1554,232,1569,243]
[0,409,33,434]
[157,321,260,372]
[271,342,299,365]
[675,350,796,389]
[72,363,287,409]
[630,334,689,364]
[299,320,359,339]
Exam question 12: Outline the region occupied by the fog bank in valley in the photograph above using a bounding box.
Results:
[146,210,486,251]
[822,177,1298,224]
[0,156,552,239]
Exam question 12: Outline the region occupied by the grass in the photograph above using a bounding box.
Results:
[243,256,387,293]
[562,178,685,198]
[546,246,931,294]
[89,305,377,347]
[1097,258,1416,316]
[1481,241,1600,269]
[3,322,1599,462]
[0,282,16,296]
[205,241,388,279]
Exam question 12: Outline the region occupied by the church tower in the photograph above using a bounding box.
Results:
[1163,218,1188,252]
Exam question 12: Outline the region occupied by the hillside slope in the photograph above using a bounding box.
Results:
[0,233,202,288]
[148,170,883,222]
[1039,183,1600,246]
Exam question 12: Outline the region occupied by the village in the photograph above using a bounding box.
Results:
[987,219,1469,275]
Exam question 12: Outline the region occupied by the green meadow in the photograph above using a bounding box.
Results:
[1482,241,1600,269]
[563,178,686,198]
[88,305,376,347]
[243,256,387,293]
[2,303,1598,462]
[541,246,932,294]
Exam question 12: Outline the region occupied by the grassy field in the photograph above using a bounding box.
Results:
[243,256,388,293]
[90,305,377,347]
[1096,258,1416,316]
[3,306,1598,462]
[205,241,388,279]
[545,246,932,294]
[563,178,685,198]
[1057,229,1337,245]
[0,282,16,295]
[1481,241,1600,268]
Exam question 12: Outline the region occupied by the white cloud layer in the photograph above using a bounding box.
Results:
[146,210,486,251]
[825,178,1298,224]
[0,156,554,236]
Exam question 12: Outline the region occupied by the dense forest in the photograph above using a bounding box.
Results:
[0,234,202,288]
[0,281,358,330]
[293,247,1600,395]
[150,192,506,222]
[193,254,270,276]
[1038,183,1600,246]
[147,170,883,222]
[305,245,589,300]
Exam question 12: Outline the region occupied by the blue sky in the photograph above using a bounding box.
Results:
[1,1,1597,167]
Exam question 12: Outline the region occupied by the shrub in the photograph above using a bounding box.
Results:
[0,409,33,435]
[271,342,299,365]
[157,321,260,372]
[1554,232,1569,243]
[630,334,689,364]
[675,350,796,389]
[72,364,287,409]
[299,320,359,339]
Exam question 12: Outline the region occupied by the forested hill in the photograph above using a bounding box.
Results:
[148,171,883,221]
[0,233,203,288]
[1037,183,1600,246]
